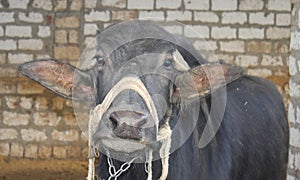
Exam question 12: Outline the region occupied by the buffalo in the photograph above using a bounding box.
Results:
[19,20,289,180]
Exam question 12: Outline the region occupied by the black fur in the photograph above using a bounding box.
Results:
[94,21,288,180]
[96,76,288,180]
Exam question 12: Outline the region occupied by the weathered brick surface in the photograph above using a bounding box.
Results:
[101,0,126,8]
[0,1,294,174]
[156,0,181,9]
[6,25,32,37]
[128,0,154,9]
[0,129,18,140]
[166,11,192,21]
[21,129,47,142]
[10,143,24,157]
[33,112,61,126]
[194,12,219,23]
[3,111,29,126]
[239,0,263,10]
[25,144,38,158]
[38,145,52,159]
[0,143,10,156]
[184,0,209,10]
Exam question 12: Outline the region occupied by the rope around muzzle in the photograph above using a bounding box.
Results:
[86,76,171,180]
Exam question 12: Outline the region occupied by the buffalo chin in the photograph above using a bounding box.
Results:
[101,138,146,153]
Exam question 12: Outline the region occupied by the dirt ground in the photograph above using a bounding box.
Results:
[0,156,88,180]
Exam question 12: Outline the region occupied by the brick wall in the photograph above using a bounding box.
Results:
[288,1,300,179]
[0,0,295,178]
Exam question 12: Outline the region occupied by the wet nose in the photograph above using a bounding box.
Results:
[109,111,147,140]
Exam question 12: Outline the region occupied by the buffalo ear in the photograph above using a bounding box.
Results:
[175,62,244,99]
[19,59,94,100]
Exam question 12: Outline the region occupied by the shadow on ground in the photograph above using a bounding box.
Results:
[0,156,87,180]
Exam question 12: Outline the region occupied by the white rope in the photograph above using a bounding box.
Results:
[86,76,160,180]
[158,122,172,180]
[145,149,153,180]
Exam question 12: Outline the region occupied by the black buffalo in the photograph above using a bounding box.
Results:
[19,21,289,180]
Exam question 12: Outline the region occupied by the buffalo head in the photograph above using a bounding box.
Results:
[19,20,243,162]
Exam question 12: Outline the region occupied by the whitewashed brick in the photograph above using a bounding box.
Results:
[38,26,51,37]
[184,25,209,38]
[0,143,10,156]
[291,31,300,50]
[34,112,61,126]
[157,0,181,9]
[52,129,79,141]
[101,0,126,8]
[20,97,33,109]
[0,129,18,140]
[220,41,244,53]
[268,0,291,11]
[139,11,165,21]
[194,12,219,23]
[288,102,296,124]
[183,0,209,10]
[266,27,290,39]
[288,150,295,169]
[212,0,237,11]
[8,53,33,64]
[162,25,183,34]
[6,25,32,37]
[261,55,284,66]
[166,11,192,21]
[128,0,154,9]
[85,0,97,8]
[295,152,300,170]
[3,111,29,126]
[19,12,43,23]
[32,0,53,10]
[238,28,264,39]
[235,55,259,67]
[290,79,300,98]
[239,0,263,10]
[247,68,272,77]
[0,26,3,36]
[19,39,43,50]
[289,56,298,76]
[276,13,291,26]
[222,12,247,24]
[8,0,29,9]
[84,23,98,35]
[297,105,300,124]
[193,40,217,51]
[0,12,15,23]
[290,127,300,147]
[21,129,47,141]
[85,10,110,22]
[249,12,274,25]
[211,27,236,39]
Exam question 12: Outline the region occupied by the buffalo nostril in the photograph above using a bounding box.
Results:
[109,112,119,129]
[135,114,147,127]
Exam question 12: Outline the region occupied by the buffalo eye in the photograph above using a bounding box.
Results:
[164,58,173,67]
[94,55,104,63]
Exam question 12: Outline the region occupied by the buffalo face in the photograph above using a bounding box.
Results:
[19,20,243,162]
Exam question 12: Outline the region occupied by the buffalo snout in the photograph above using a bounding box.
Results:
[109,110,147,140]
